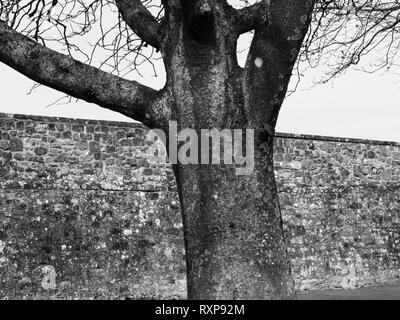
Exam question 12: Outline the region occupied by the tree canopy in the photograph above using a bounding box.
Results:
[1,1,399,88]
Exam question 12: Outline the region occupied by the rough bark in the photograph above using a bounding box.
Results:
[115,0,162,50]
[174,146,294,299]
[243,0,315,133]
[235,1,269,34]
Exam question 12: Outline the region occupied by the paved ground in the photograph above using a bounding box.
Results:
[297,286,400,300]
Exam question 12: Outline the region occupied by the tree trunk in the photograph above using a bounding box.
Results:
[164,59,296,298]
[174,137,295,299]
[163,45,295,298]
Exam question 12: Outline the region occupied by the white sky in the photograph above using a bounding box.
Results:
[1,1,400,143]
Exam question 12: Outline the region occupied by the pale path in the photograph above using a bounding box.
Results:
[298,286,400,300]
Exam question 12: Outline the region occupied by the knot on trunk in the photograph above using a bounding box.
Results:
[256,126,275,146]
[198,0,212,16]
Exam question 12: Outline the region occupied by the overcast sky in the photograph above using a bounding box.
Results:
[1,2,400,143]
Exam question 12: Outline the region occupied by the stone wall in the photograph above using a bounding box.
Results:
[1,112,400,299]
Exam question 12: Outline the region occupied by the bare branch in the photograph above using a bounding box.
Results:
[0,0,163,80]
[0,19,161,126]
[300,0,400,83]
[115,0,161,50]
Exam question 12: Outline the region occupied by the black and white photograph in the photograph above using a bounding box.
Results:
[1,0,400,308]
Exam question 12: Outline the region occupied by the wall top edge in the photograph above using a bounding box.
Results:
[0,112,144,129]
[1,112,399,146]
[274,132,400,147]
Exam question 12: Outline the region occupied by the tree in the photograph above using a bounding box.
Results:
[2,0,397,300]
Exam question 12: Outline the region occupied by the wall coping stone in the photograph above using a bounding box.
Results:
[1,112,399,147]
